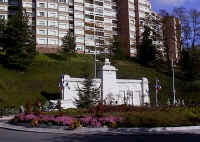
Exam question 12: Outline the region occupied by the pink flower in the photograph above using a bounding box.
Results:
[40,115,55,122]
[24,114,37,121]
[16,113,25,121]
[55,116,74,126]
[90,119,101,128]
[80,116,92,125]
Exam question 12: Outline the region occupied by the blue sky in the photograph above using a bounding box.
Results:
[151,0,200,13]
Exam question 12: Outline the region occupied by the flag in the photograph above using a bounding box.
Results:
[58,81,64,90]
[153,84,162,91]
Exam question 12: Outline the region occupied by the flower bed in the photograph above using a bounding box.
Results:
[10,113,121,129]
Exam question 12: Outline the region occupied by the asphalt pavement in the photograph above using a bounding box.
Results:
[0,128,200,142]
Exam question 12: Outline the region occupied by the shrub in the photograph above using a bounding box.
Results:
[34,100,41,116]
[25,101,32,114]
[69,120,80,129]
[95,103,104,117]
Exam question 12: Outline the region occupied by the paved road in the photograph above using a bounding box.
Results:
[0,128,200,142]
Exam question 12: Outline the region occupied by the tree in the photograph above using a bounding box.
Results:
[109,35,125,59]
[61,30,76,55]
[0,18,6,51]
[189,9,200,49]
[173,7,200,49]
[138,25,157,65]
[74,74,100,108]
[2,8,36,70]
[143,13,164,61]
[180,48,200,80]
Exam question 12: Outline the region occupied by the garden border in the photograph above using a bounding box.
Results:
[1,117,200,135]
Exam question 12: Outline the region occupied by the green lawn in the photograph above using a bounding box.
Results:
[0,53,192,107]
[0,54,94,106]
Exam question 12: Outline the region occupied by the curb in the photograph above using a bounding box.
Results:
[0,115,15,121]
[1,121,200,135]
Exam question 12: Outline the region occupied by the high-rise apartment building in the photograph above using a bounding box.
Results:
[0,0,181,59]
[162,16,181,62]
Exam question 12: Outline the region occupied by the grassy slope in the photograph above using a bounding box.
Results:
[113,60,185,105]
[0,54,186,106]
[0,54,94,106]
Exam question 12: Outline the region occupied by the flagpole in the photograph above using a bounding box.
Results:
[155,79,158,107]
[172,59,176,105]
[94,45,96,79]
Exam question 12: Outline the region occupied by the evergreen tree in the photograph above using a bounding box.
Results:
[138,25,157,65]
[109,35,125,59]
[0,18,6,51]
[3,8,36,70]
[61,30,76,55]
[180,48,200,80]
[74,74,100,108]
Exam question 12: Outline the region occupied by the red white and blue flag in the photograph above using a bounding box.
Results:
[155,84,162,91]
[58,75,64,90]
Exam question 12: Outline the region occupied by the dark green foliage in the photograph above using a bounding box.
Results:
[61,30,76,56]
[183,80,200,104]
[0,18,6,51]
[2,8,36,70]
[138,26,157,65]
[180,48,192,77]
[110,35,126,59]
[180,48,200,80]
[74,74,100,108]
[120,107,200,127]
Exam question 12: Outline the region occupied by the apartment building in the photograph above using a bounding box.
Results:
[162,16,181,62]
[119,0,152,56]
[0,0,181,59]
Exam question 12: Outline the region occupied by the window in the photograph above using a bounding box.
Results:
[48,12,57,18]
[37,20,46,26]
[39,11,45,16]
[49,21,58,27]
[48,30,57,36]
[59,23,68,29]
[38,29,46,35]
[59,0,66,3]
[59,6,66,11]
[37,38,47,44]
[23,2,32,8]
[48,38,58,45]
[39,3,45,8]
[48,3,57,9]
[76,37,84,43]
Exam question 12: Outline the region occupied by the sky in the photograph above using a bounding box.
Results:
[151,0,200,13]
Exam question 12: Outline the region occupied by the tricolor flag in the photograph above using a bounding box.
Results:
[58,81,64,90]
[153,84,162,91]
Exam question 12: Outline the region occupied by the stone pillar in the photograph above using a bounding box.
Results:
[141,77,150,105]
[101,59,118,103]
[63,75,71,100]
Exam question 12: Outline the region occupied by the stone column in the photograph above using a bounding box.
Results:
[141,77,150,105]
[101,59,118,104]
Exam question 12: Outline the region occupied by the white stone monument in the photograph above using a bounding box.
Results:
[56,59,150,108]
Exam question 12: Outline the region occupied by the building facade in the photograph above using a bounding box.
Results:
[162,16,182,62]
[0,0,181,59]
[57,59,150,108]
